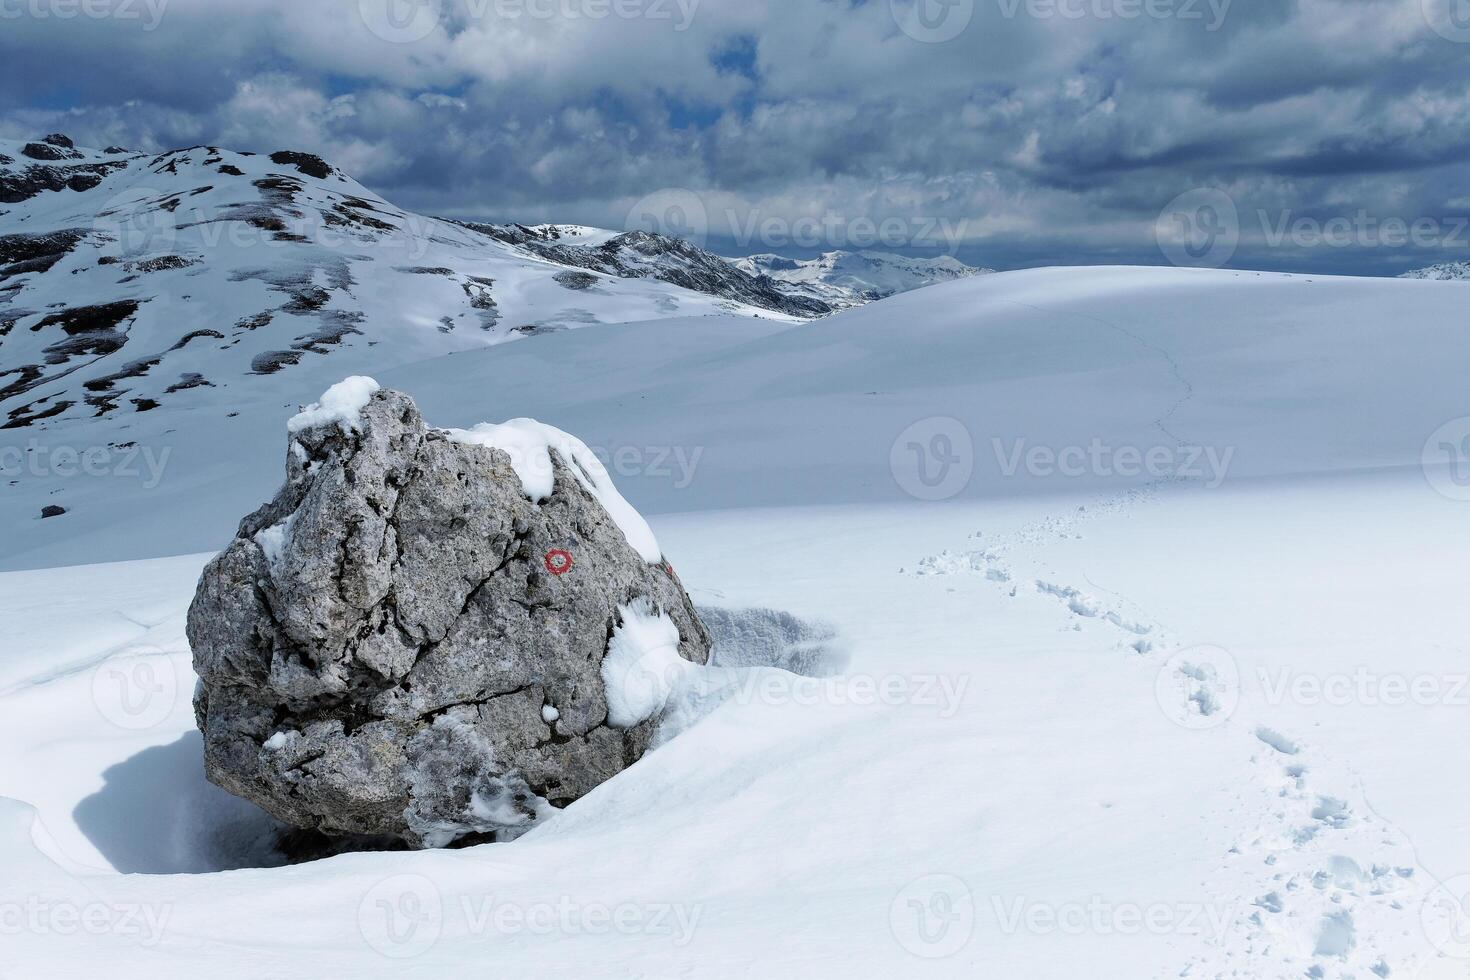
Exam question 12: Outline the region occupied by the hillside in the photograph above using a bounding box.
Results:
[0,134,812,434]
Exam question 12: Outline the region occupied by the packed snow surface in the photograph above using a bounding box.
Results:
[3,266,1470,978]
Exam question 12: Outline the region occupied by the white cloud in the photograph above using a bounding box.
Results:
[3,0,1469,271]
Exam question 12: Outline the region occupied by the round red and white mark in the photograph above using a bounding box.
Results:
[544,550,574,576]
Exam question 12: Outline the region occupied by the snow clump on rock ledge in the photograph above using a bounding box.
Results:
[187,377,712,849]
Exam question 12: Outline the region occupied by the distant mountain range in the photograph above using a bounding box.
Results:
[731,250,992,310]
[1400,261,1470,281]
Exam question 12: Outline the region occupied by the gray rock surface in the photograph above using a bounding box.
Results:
[187,387,711,848]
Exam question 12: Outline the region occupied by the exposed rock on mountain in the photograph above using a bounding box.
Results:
[461,222,833,317]
[188,380,712,848]
[267,151,335,180]
[1,137,133,203]
[553,270,600,291]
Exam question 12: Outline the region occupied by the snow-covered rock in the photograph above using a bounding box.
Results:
[1399,260,1470,280]
[731,249,992,309]
[187,381,711,848]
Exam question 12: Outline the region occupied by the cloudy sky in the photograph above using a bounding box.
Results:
[4,0,1470,274]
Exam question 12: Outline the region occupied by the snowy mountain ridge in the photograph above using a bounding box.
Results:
[1399,260,1470,280]
[731,249,993,309]
[456,221,833,318]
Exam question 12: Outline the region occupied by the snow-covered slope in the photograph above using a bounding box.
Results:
[731,249,992,309]
[8,264,1461,571]
[5,266,1470,978]
[0,134,803,433]
[1400,260,1470,280]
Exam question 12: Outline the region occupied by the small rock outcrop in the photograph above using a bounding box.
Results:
[188,379,711,848]
[268,150,333,180]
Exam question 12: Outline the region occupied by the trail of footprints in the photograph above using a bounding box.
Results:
[1190,729,1429,979]
[910,493,1441,979]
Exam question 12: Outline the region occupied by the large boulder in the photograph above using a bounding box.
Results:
[188,378,711,848]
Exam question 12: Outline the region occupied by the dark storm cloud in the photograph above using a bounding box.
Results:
[2,0,1468,273]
